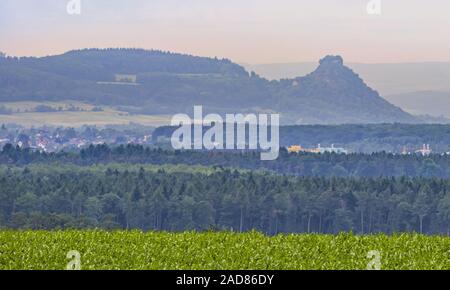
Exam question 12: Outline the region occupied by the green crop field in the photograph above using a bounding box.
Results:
[1,231,450,270]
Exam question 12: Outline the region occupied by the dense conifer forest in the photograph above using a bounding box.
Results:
[1,144,449,234]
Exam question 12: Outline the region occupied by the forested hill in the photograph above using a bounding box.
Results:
[0,49,248,81]
[0,49,417,124]
[1,144,450,178]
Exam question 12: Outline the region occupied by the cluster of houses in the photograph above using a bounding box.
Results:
[0,127,152,152]
[402,144,433,156]
[287,143,450,156]
[402,145,450,156]
[288,144,348,155]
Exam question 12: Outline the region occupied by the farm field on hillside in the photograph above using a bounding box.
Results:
[1,231,450,270]
[0,101,171,127]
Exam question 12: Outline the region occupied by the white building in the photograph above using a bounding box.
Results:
[415,144,432,156]
[115,74,137,83]
[317,144,348,154]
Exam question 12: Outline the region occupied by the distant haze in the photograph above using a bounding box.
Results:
[1,0,450,64]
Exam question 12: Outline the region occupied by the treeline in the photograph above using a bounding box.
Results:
[1,144,450,178]
[153,123,450,153]
[1,165,450,235]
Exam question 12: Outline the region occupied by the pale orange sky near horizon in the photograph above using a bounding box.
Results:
[1,0,450,64]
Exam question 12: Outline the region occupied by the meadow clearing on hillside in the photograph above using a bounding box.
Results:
[0,101,171,127]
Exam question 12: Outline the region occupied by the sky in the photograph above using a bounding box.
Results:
[1,0,450,64]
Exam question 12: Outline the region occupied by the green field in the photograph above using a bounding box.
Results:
[0,101,171,127]
[1,231,450,270]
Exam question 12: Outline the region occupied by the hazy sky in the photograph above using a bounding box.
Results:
[1,0,450,63]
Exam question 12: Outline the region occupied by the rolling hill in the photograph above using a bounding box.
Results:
[0,49,417,125]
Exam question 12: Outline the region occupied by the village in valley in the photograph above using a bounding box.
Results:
[0,124,152,152]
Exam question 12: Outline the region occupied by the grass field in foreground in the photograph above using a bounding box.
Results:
[1,231,450,270]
